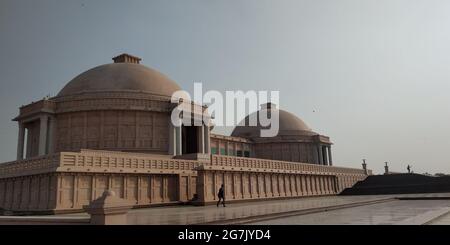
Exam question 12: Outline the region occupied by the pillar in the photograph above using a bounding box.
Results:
[305,176,310,195]
[38,115,48,156]
[204,125,210,154]
[328,146,333,166]
[47,116,56,154]
[198,126,205,154]
[329,177,335,193]
[302,176,306,195]
[26,127,32,158]
[325,177,330,194]
[168,123,176,156]
[16,122,25,160]
[318,145,323,165]
[313,145,319,164]
[322,146,328,165]
[175,126,182,155]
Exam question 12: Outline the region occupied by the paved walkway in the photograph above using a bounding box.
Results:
[61,193,450,225]
[249,199,450,225]
[426,209,450,225]
[126,195,392,225]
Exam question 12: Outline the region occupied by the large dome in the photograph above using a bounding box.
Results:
[231,103,316,138]
[57,58,181,97]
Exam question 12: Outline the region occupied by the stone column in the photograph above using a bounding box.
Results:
[16,122,25,160]
[327,146,333,166]
[168,123,176,156]
[324,177,330,194]
[322,146,328,165]
[198,126,205,154]
[329,177,335,193]
[26,127,32,158]
[305,176,310,195]
[47,116,56,154]
[318,145,323,165]
[225,141,229,155]
[175,126,182,155]
[204,125,210,154]
[300,175,305,196]
[313,145,319,164]
[38,115,48,156]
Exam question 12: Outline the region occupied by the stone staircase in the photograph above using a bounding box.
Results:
[340,173,450,195]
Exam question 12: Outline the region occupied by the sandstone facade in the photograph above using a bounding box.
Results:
[0,54,371,214]
[0,150,367,213]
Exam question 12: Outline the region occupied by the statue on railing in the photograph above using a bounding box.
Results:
[362,159,368,175]
[384,162,389,175]
[407,164,412,174]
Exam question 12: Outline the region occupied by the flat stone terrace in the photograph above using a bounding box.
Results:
[4,193,450,225]
[48,193,449,225]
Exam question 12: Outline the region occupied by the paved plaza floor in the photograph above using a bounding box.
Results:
[126,195,392,225]
[427,210,450,225]
[60,192,450,225]
[249,199,450,225]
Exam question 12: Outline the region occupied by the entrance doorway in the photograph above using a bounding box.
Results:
[182,126,199,154]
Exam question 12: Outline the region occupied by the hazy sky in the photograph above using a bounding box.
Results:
[1,0,450,174]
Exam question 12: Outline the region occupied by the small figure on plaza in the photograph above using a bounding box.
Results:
[217,184,226,207]
[407,165,411,174]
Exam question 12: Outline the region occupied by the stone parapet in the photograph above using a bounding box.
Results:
[0,154,60,178]
[16,99,56,120]
[0,150,369,213]
[210,155,367,176]
[0,150,200,179]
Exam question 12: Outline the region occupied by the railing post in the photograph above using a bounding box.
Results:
[84,190,133,225]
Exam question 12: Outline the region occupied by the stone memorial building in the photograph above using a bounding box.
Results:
[0,54,370,214]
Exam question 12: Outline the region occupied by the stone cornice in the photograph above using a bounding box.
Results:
[14,99,56,121]
[52,90,173,102]
[54,96,172,114]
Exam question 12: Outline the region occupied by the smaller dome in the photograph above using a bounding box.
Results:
[231,104,316,138]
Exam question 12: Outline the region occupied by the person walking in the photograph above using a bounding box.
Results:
[217,184,226,207]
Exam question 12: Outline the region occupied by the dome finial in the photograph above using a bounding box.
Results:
[112,53,141,64]
[260,102,277,110]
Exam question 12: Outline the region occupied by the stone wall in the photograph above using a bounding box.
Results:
[56,110,171,154]
[196,171,338,204]
[15,94,177,160]
[195,155,366,204]
[209,134,333,165]
[253,142,318,164]
[0,174,58,212]
[0,173,195,214]
[0,150,368,213]
[210,134,252,157]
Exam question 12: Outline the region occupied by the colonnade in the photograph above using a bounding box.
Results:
[17,115,55,160]
[169,124,211,156]
[317,145,333,166]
